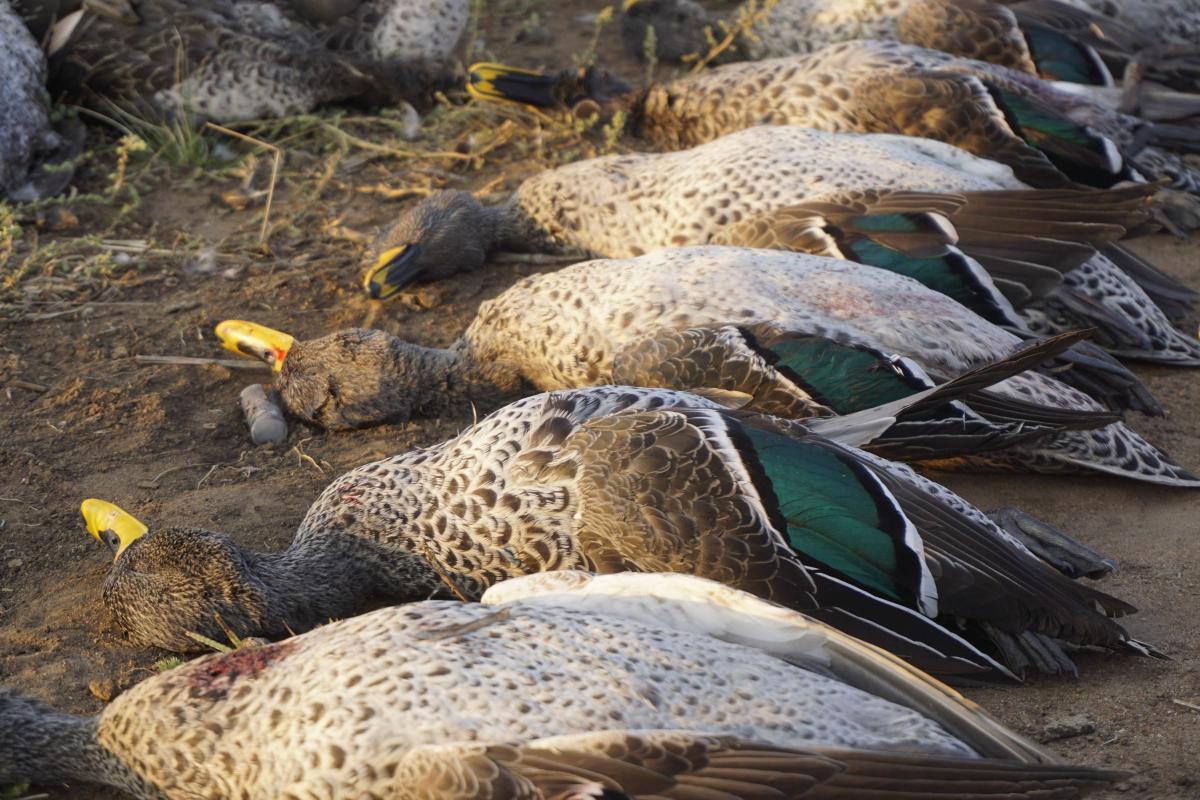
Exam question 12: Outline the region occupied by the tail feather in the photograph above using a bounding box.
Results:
[986,506,1116,580]
[979,624,1078,677]
[1042,337,1163,416]
[1101,243,1198,326]
[1020,255,1200,366]
[969,424,1200,488]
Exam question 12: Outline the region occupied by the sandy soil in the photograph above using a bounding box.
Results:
[1,3,1199,798]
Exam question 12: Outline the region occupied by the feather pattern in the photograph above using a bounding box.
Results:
[443,247,1195,485]
[33,0,465,122]
[0,579,1129,797]
[490,124,1195,366]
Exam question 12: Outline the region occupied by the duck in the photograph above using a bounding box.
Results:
[476,39,1200,198]
[1019,0,1200,92]
[1,0,50,196]
[622,0,1120,88]
[365,125,1200,367]
[83,384,1157,677]
[1,571,1125,798]
[1,0,80,201]
[21,0,462,123]
[248,248,1196,484]
[218,311,1127,463]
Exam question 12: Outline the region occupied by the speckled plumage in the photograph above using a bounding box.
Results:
[97,384,1153,680]
[320,247,1196,483]
[322,0,467,62]
[625,0,1052,76]
[32,0,462,122]
[1063,0,1200,55]
[3,573,1124,798]
[379,126,1200,365]
[0,0,54,197]
[627,40,1192,187]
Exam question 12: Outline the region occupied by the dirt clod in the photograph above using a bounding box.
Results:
[1042,714,1097,742]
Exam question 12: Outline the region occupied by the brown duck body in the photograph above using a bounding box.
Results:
[629,39,1126,186]
[623,0,1088,81]
[1,574,1127,798]
[0,0,54,198]
[97,385,1150,678]
[32,0,463,121]
[289,247,1198,485]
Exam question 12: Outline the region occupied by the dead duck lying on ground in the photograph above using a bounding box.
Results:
[0,0,81,201]
[622,0,1200,99]
[250,248,1199,485]
[366,124,1199,366]
[221,310,1122,465]
[13,0,465,122]
[1025,0,1200,92]
[622,0,1117,87]
[84,385,1155,676]
[1,572,1124,798]
[472,39,1200,229]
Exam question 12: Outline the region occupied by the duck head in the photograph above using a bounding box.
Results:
[362,190,496,301]
[82,500,271,651]
[217,321,457,430]
[621,0,731,64]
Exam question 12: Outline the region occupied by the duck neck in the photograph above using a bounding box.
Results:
[245,530,443,636]
[2,702,162,799]
[479,201,531,250]
[410,338,526,417]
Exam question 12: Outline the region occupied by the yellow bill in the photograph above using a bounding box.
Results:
[215,320,295,372]
[81,498,148,561]
[362,245,421,301]
[467,62,555,106]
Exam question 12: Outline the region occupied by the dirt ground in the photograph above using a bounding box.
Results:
[1,2,1199,798]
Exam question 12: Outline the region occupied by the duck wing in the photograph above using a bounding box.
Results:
[851,68,1075,187]
[557,406,1004,677]
[895,0,1041,77]
[397,730,1123,798]
[711,185,1149,319]
[483,571,1051,762]
[611,322,1113,458]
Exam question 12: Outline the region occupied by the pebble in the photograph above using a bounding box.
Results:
[1041,714,1096,742]
[88,678,115,703]
[6,558,22,569]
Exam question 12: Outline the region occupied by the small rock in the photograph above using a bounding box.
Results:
[1041,714,1096,742]
[88,678,115,702]
[6,558,22,569]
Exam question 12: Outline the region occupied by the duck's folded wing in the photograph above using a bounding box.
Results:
[709,184,1151,319]
[556,407,1004,677]
[611,323,1108,457]
[895,0,1040,76]
[898,0,1114,87]
[807,435,1139,651]
[483,571,1047,762]
[396,731,1123,799]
